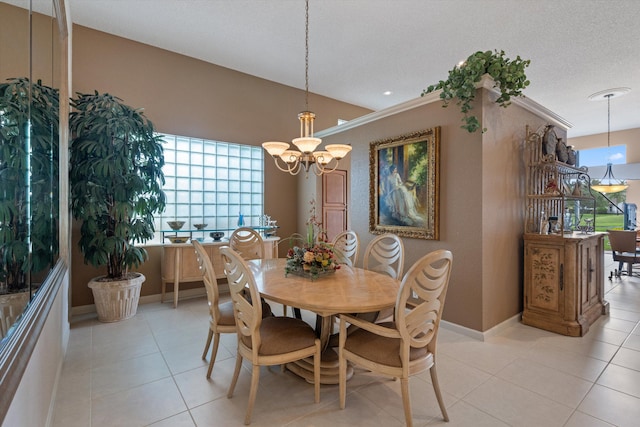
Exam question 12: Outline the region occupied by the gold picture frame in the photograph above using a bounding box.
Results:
[369,127,440,240]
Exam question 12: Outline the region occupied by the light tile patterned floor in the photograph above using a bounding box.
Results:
[52,254,640,426]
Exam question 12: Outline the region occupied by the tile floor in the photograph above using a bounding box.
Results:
[52,254,640,427]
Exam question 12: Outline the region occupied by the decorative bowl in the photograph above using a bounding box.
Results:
[167,220,185,230]
[210,231,225,241]
[193,223,208,230]
[167,236,189,244]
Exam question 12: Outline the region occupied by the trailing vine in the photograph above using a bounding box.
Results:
[421,50,531,133]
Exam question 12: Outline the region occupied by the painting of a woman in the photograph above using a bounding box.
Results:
[384,164,423,226]
[369,127,439,240]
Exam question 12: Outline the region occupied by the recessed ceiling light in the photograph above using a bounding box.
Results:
[383,91,392,96]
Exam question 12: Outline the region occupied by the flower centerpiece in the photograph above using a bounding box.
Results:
[285,199,338,279]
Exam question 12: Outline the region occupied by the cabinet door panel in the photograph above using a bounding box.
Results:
[526,244,563,314]
[580,239,600,310]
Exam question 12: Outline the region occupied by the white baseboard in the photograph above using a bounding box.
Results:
[71,287,211,316]
[440,312,522,342]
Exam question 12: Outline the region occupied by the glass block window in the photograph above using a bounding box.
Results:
[155,133,264,242]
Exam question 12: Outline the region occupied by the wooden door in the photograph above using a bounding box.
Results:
[322,170,348,242]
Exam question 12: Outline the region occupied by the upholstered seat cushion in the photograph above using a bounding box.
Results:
[241,316,317,355]
[216,300,236,326]
[261,299,274,318]
[344,322,428,367]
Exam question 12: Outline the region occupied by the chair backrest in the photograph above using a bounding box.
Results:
[607,229,638,254]
[363,233,405,280]
[277,233,306,251]
[229,227,264,260]
[192,240,221,323]
[395,249,453,354]
[332,230,359,267]
[219,247,263,352]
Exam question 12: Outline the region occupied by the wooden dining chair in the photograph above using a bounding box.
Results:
[220,247,321,425]
[339,249,453,427]
[332,230,359,267]
[193,240,272,378]
[277,233,306,317]
[229,227,264,260]
[192,240,236,379]
[607,229,640,277]
[363,233,404,323]
[363,233,405,280]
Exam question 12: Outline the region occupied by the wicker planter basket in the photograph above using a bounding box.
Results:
[89,273,145,322]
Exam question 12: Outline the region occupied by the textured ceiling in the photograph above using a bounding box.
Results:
[27,0,640,138]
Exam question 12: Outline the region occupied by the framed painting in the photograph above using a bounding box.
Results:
[369,127,440,240]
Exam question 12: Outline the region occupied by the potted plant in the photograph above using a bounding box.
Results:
[0,77,59,337]
[421,49,531,133]
[70,92,166,322]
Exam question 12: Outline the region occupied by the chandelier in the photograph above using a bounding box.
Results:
[262,0,351,176]
[588,88,630,194]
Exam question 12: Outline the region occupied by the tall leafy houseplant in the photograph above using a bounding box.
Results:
[70,92,165,321]
[0,77,59,294]
[422,50,531,133]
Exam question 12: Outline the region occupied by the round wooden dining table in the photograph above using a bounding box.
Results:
[248,258,399,384]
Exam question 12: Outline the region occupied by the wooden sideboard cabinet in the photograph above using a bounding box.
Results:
[162,237,278,308]
[522,232,609,336]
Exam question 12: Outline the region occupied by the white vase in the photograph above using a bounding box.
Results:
[89,273,145,322]
[0,290,30,339]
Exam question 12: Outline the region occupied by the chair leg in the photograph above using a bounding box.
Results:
[244,364,261,425]
[206,332,221,379]
[313,340,321,403]
[430,364,449,422]
[227,354,243,398]
[202,329,213,360]
[338,321,347,409]
[400,377,413,427]
[293,307,302,319]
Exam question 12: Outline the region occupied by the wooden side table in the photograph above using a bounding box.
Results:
[162,237,278,308]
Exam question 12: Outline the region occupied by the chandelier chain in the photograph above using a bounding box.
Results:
[305,0,309,111]
[606,93,611,148]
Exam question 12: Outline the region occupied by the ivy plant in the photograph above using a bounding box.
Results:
[422,50,531,133]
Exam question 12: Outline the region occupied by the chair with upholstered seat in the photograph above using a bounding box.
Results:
[332,230,359,267]
[338,249,453,427]
[193,240,272,378]
[363,233,404,280]
[276,232,305,255]
[607,229,640,277]
[229,227,264,260]
[192,240,236,379]
[277,233,306,316]
[363,233,404,323]
[220,246,321,425]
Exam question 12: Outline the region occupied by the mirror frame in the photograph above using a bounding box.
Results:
[0,0,69,420]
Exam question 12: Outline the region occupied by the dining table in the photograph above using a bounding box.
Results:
[248,257,400,384]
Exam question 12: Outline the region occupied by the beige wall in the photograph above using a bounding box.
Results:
[70,25,371,307]
[569,128,640,207]
[320,89,559,332]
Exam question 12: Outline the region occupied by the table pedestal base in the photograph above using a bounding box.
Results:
[286,348,353,385]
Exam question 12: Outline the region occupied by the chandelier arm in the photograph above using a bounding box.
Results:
[272,156,301,175]
[288,160,302,175]
[314,160,339,175]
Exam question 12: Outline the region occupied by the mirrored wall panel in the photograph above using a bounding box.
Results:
[0,0,60,345]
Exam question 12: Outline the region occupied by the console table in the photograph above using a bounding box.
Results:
[161,237,279,308]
